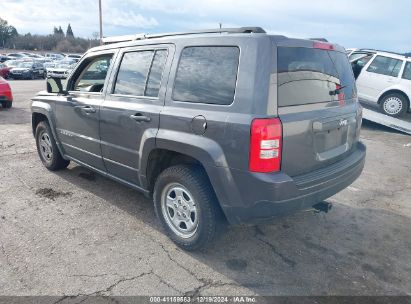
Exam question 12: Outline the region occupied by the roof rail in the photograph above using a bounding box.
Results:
[102,34,146,44]
[146,27,266,39]
[358,48,407,57]
[101,27,266,44]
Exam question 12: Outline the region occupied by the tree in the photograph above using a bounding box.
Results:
[0,17,18,47]
[66,23,74,38]
[0,17,94,52]
[58,26,64,36]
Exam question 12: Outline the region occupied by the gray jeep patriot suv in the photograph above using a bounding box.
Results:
[31,27,366,250]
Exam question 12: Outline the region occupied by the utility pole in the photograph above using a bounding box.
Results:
[99,0,103,45]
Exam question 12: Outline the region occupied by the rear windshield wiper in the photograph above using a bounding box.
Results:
[329,85,347,96]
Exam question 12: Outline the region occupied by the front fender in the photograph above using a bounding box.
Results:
[31,99,66,158]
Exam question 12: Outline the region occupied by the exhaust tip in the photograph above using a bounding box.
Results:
[312,201,333,213]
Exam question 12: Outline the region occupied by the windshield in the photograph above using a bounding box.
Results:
[277,47,356,106]
[16,62,32,68]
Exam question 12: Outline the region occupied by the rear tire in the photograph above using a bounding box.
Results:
[35,121,70,171]
[379,93,408,117]
[2,101,12,108]
[153,165,222,251]
[1,101,13,109]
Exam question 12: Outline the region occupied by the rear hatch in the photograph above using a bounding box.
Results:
[276,40,361,176]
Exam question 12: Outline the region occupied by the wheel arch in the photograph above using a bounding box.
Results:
[378,89,410,110]
[145,149,203,193]
[32,112,49,135]
[145,147,229,223]
[31,101,66,157]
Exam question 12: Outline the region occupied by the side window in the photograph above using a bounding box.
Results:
[367,55,403,77]
[172,46,240,105]
[73,54,113,93]
[113,49,167,97]
[402,62,411,81]
[145,50,168,97]
[114,51,153,96]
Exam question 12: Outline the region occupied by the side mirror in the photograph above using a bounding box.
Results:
[47,77,65,94]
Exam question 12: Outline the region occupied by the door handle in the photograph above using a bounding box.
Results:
[130,113,151,122]
[74,105,96,114]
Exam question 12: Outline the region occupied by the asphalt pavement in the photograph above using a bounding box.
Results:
[0,80,410,297]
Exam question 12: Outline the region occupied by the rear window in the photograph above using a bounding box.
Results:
[172,46,239,105]
[277,47,356,106]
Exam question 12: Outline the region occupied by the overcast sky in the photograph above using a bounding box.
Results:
[2,0,410,52]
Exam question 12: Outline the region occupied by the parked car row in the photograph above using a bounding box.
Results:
[0,51,82,80]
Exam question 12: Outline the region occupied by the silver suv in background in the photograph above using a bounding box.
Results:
[350,49,411,117]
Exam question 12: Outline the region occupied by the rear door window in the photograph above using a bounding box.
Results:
[277,47,356,106]
[366,55,403,77]
[114,51,153,96]
[402,62,411,80]
[172,46,240,105]
[113,49,168,97]
[145,50,168,97]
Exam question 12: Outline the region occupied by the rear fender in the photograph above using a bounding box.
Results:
[378,86,411,107]
[141,129,243,209]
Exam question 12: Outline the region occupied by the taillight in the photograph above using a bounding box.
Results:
[313,42,334,50]
[336,84,345,106]
[249,118,282,173]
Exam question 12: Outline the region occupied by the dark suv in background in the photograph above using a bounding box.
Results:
[31,27,366,250]
[9,61,45,80]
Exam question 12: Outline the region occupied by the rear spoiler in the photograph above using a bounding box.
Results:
[309,38,329,42]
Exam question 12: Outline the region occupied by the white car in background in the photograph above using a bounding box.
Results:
[46,61,76,79]
[65,54,82,63]
[349,49,411,117]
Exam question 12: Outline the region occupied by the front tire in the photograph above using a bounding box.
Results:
[153,165,221,251]
[380,93,408,117]
[35,121,70,171]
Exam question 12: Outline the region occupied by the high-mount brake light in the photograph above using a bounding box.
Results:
[249,118,282,173]
[313,42,334,50]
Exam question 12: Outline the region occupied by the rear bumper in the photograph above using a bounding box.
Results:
[218,142,366,225]
[0,88,13,102]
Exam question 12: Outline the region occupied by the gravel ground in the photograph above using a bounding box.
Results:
[0,80,410,297]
